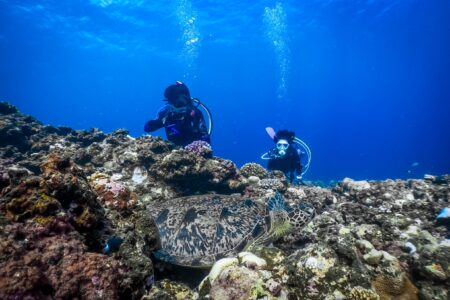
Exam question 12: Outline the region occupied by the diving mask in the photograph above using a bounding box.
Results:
[276,139,289,156]
[173,95,191,108]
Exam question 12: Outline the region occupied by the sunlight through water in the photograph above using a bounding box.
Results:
[175,0,201,79]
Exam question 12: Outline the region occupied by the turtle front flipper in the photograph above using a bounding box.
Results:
[246,193,292,250]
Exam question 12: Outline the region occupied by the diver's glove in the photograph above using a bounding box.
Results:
[201,134,211,143]
[144,119,163,132]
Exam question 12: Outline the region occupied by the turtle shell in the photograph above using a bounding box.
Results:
[150,194,267,267]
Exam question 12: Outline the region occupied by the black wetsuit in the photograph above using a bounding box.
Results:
[267,146,302,182]
[144,103,210,146]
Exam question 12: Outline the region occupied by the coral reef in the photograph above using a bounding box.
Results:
[0,103,449,299]
[0,221,121,299]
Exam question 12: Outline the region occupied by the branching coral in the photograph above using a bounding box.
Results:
[184,140,213,158]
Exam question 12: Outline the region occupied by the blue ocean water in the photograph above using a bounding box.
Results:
[1,0,449,182]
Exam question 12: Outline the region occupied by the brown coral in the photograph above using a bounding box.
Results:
[240,163,269,179]
[372,273,418,300]
[349,286,380,300]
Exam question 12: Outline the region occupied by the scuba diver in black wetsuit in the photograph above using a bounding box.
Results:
[144,81,211,147]
[262,129,302,183]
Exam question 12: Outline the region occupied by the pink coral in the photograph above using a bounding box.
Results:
[91,177,137,211]
[184,140,213,158]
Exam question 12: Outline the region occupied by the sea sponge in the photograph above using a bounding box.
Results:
[238,252,268,270]
[240,163,269,179]
[372,273,418,300]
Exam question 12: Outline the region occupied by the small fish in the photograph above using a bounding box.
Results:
[436,207,450,228]
[404,242,417,254]
[144,275,155,289]
[411,162,419,167]
[437,207,450,219]
[103,236,123,254]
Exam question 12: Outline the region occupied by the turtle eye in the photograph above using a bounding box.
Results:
[302,204,315,218]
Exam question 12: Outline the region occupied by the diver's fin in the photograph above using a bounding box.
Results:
[265,127,276,140]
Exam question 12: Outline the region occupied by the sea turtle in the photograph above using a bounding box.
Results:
[150,192,315,267]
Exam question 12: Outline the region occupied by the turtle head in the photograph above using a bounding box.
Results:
[287,202,315,230]
[246,193,315,251]
[267,193,315,238]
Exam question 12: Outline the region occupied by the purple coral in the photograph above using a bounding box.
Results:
[184,140,213,158]
[105,180,127,196]
[94,178,126,196]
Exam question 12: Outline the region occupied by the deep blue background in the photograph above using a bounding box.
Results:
[1,0,449,182]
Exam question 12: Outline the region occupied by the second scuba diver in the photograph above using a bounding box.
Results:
[144,81,211,147]
[263,129,303,183]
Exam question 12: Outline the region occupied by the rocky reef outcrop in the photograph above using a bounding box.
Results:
[0,102,449,299]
